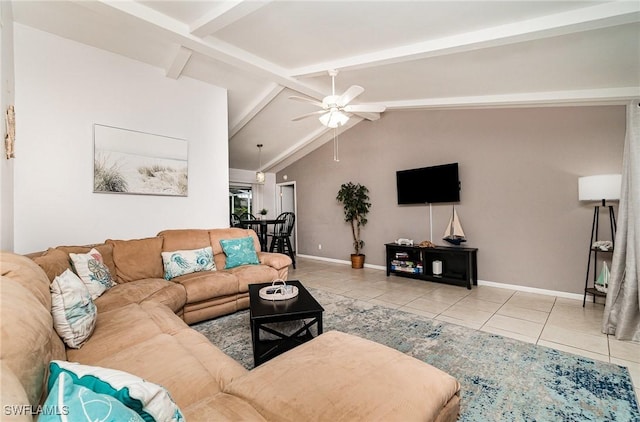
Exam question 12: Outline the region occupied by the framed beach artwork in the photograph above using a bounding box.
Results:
[93,124,188,196]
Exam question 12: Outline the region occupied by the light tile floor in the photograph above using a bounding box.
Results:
[289,257,640,401]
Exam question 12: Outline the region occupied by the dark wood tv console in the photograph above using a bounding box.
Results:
[385,243,478,289]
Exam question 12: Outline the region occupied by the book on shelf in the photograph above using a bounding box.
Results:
[390,259,423,274]
[391,260,422,266]
[391,265,423,274]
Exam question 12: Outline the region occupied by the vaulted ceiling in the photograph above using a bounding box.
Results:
[12,1,640,173]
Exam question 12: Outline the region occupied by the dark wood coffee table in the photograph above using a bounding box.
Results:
[248,280,324,366]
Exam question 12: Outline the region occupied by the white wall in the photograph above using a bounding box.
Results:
[13,24,229,253]
[229,168,276,218]
[0,2,15,251]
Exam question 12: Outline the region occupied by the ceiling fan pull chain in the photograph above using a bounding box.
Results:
[333,128,340,162]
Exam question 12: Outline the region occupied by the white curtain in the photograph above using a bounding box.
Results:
[602,100,640,341]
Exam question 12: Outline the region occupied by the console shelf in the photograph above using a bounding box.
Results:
[385,243,478,289]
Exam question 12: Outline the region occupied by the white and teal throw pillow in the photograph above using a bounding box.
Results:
[69,248,116,299]
[220,236,260,269]
[47,361,184,422]
[161,246,216,280]
[41,371,145,422]
[50,269,97,349]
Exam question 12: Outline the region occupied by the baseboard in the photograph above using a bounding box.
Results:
[296,254,386,271]
[477,279,584,301]
[296,254,584,301]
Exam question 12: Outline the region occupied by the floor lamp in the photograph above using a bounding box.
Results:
[579,174,621,306]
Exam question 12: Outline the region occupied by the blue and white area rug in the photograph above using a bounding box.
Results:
[192,289,640,421]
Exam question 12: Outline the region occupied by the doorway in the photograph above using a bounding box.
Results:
[276,182,297,253]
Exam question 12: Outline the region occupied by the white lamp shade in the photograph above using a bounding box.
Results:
[255,171,265,184]
[578,174,621,201]
[319,110,349,128]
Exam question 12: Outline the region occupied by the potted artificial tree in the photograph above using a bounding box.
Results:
[336,182,371,269]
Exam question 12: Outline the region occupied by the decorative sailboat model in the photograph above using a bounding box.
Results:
[443,207,466,245]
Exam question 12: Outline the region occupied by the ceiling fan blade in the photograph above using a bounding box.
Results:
[352,111,381,121]
[289,95,324,108]
[344,104,386,113]
[337,85,364,106]
[292,110,326,121]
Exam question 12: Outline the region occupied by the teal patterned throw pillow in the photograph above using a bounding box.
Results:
[41,372,145,422]
[220,236,260,269]
[46,361,184,422]
[161,246,216,280]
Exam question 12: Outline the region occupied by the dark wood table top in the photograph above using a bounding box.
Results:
[248,280,324,320]
[240,219,282,226]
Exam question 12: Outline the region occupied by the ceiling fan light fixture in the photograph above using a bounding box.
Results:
[319,110,349,128]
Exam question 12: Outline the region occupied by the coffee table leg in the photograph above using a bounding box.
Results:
[317,314,323,335]
[251,320,260,366]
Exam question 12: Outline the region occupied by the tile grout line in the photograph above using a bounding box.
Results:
[535,296,557,346]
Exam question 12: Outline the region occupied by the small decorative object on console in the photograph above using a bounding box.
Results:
[418,240,436,248]
[396,238,414,246]
[259,280,299,301]
[592,240,613,251]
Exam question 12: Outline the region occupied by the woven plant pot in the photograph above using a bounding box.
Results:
[351,254,365,269]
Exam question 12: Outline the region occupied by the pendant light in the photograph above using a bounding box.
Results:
[255,144,265,184]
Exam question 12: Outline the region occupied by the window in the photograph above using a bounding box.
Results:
[229,185,253,217]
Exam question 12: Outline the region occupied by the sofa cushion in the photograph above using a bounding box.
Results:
[106,237,164,283]
[1,362,33,422]
[225,331,460,422]
[0,253,66,408]
[161,246,216,280]
[209,229,262,270]
[69,248,116,299]
[55,244,117,282]
[50,269,97,349]
[90,334,232,411]
[182,393,267,422]
[48,361,184,422]
[32,248,72,282]
[158,229,211,252]
[220,236,260,269]
[67,304,164,363]
[41,371,145,422]
[94,279,186,314]
[172,271,238,304]
[227,265,279,293]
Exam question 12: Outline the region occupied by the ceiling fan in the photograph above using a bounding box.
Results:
[290,70,386,128]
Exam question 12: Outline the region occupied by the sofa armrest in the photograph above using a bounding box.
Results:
[257,252,292,271]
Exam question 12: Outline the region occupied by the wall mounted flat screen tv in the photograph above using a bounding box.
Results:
[396,163,460,204]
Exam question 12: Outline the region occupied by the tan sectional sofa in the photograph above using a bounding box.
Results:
[30,228,292,324]
[0,228,461,421]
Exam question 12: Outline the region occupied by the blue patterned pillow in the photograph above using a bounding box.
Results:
[161,246,216,280]
[220,236,260,269]
[47,361,184,422]
[41,371,145,421]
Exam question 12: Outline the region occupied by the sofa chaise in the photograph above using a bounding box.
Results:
[1,228,461,421]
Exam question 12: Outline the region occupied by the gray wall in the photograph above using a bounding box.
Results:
[277,106,625,294]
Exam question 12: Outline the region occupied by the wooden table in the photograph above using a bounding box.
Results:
[248,280,324,366]
[240,219,282,251]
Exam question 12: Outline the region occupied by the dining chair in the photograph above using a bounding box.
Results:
[230,213,242,228]
[239,212,257,221]
[268,212,296,269]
